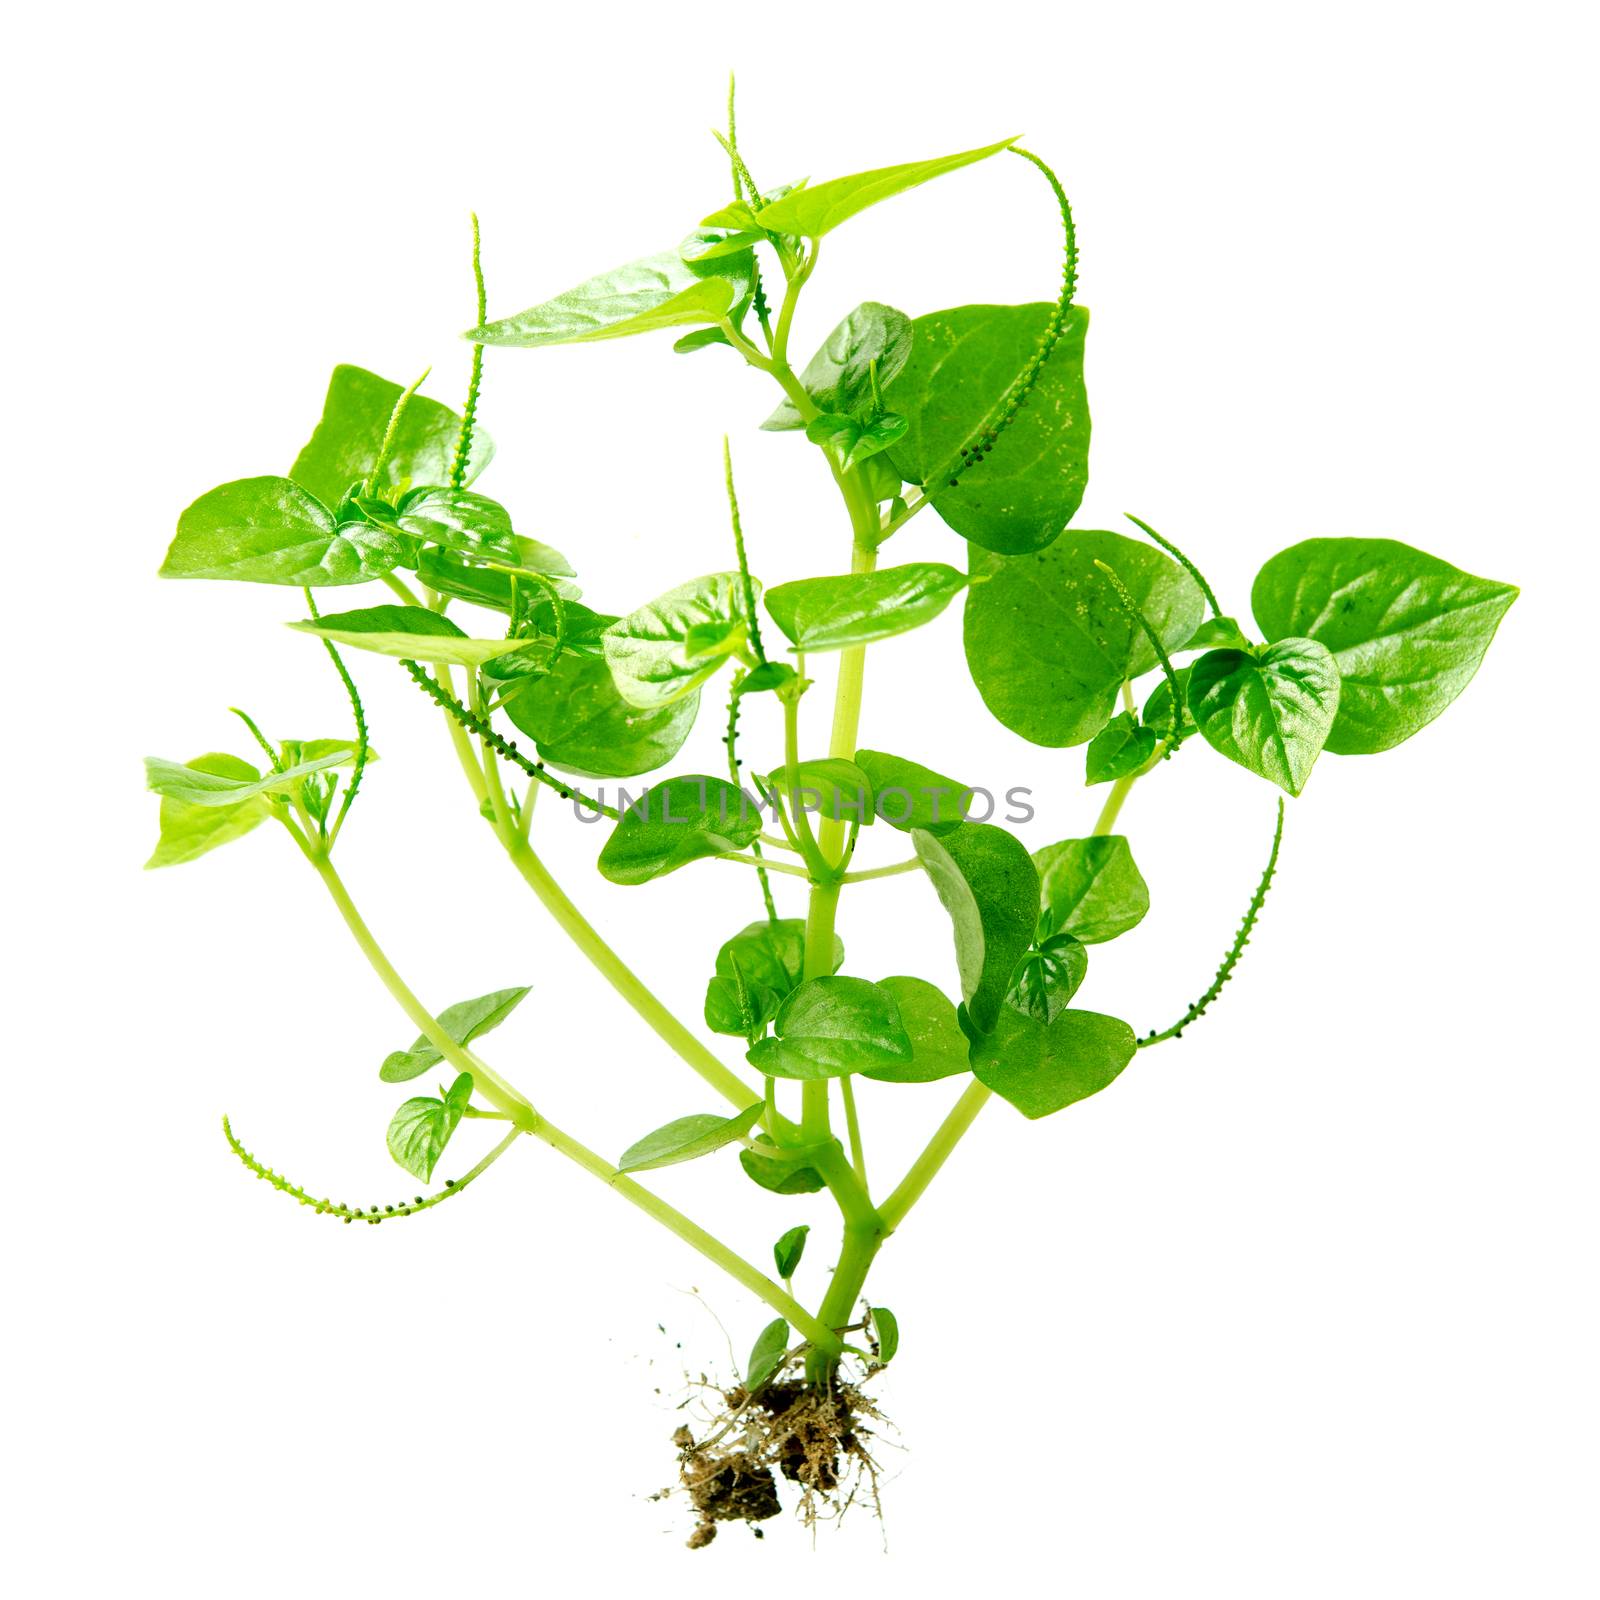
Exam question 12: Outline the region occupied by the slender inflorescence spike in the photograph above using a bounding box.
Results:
[933,146,1079,492]
[1139,800,1286,1047]
[222,1115,520,1224]
[450,213,488,491]
[303,588,370,840]
[366,369,430,496]
[1093,559,1187,751]
[229,707,281,771]
[402,659,621,820]
[711,129,763,213]
[725,671,778,926]
[723,438,767,665]
[1125,514,1223,618]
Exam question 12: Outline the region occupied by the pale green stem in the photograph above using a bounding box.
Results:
[877,1079,993,1232]
[839,1078,868,1191]
[840,858,922,884]
[381,571,426,607]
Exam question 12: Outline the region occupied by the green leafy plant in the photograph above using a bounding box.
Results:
[147,87,1516,1544]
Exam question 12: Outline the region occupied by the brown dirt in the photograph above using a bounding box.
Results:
[671,1366,885,1548]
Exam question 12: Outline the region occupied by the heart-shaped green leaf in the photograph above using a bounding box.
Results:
[598,776,761,884]
[747,976,912,1080]
[379,987,531,1083]
[765,564,967,654]
[617,1103,765,1173]
[970,1009,1136,1119]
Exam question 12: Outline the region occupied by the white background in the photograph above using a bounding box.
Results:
[7,2,1596,1594]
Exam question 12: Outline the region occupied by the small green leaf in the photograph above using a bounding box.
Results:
[763,302,913,430]
[713,919,842,999]
[290,364,493,508]
[1250,537,1517,754]
[765,564,967,654]
[502,653,698,779]
[746,1317,790,1389]
[602,573,753,710]
[862,977,972,1083]
[804,411,909,470]
[1182,615,1250,652]
[289,605,547,670]
[912,822,1040,1034]
[379,987,531,1083]
[162,477,406,587]
[773,1225,810,1280]
[855,750,968,834]
[672,325,732,355]
[144,748,356,808]
[1084,713,1159,786]
[869,1306,899,1364]
[145,752,272,869]
[597,775,761,885]
[390,487,517,561]
[970,1009,1137,1119]
[885,303,1090,554]
[1142,667,1196,740]
[386,1071,473,1182]
[704,964,783,1042]
[617,1103,764,1173]
[964,530,1205,747]
[1034,836,1150,944]
[1188,641,1342,796]
[680,226,765,262]
[1006,934,1088,1023]
[739,661,798,695]
[471,250,753,347]
[752,137,1017,238]
[740,1137,826,1195]
[766,758,875,829]
[416,537,577,611]
[747,976,912,1080]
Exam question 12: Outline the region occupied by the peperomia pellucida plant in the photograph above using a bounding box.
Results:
[146,90,1517,1544]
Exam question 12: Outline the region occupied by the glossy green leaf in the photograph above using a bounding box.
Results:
[145,752,272,869]
[470,250,753,347]
[1084,713,1158,786]
[1034,836,1150,944]
[1143,666,1196,741]
[855,749,968,834]
[970,1008,1137,1119]
[1250,537,1517,754]
[747,976,912,1080]
[379,987,531,1083]
[912,822,1040,1034]
[739,661,798,695]
[752,137,1016,238]
[703,961,783,1042]
[763,302,913,430]
[766,758,875,829]
[713,919,842,999]
[1188,641,1341,796]
[289,605,544,669]
[672,325,732,355]
[415,538,577,613]
[773,1225,809,1280]
[597,776,761,885]
[389,487,517,560]
[747,1317,790,1389]
[144,747,355,808]
[1182,615,1251,652]
[869,1306,900,1364]
[680,226,765,263]
[1006,934,1088,1024]
[885,304,1090,554]
[964,529,1205,747]
[502,653,697,779]
[765,564,967,654]
[290,364,492,507]
[602,573,752,710]
[804,411,909,471]
[162,477,406,586]
[386,1072,474,1182]
[740,1137,826,1195]
[862,976,972,1083]
[617,1103,764,1173]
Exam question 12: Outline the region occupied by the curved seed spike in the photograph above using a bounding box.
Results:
[1125,514,1223,618]
[302,587,370,842]
[401,660,620,819]
[366,369,431,496]
[228,707,282,772]
[1139,800,1286,1048]
[222,1115,521,1224]
[1092,558,1187,751]
[933,145,1078,491]
[451,213,488,492]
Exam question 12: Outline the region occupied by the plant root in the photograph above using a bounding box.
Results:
[670,1365,886,1548]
